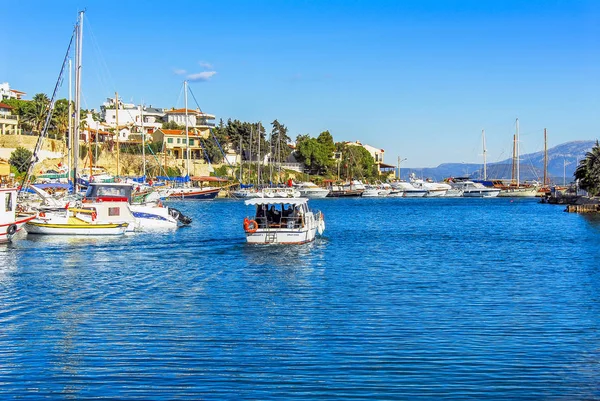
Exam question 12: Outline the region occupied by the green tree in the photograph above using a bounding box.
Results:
[9,147,33,174]
[50,98,70,140]
[22,93,51,134]
[162,121,185,130]
[270,119,291,163]
[575,140,600,196]
[294,132,335,175]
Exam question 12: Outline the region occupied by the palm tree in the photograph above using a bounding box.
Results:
[22,93,51,134]
[51,98,70,140]
[574,140,600,196]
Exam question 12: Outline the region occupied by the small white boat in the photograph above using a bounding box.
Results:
[411,179,451,197]
[451,181,500,198]
[85,183,191,229]
[391,181,428,197]
[294,182,330,198]
[1,187,36,243]
[25,202,130,235]
[243,197,325,245]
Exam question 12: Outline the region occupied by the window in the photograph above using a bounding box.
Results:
[167,138,173,144]
[108,207,120,216]
[189,139,195,146]
[182,139,187,144]
[177,138,181,144]
[4,192,13,212]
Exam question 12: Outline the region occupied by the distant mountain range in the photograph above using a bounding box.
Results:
[400,140,597,184]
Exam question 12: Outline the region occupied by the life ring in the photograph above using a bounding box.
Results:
[91,211,97,221]
[39,212,46,218]
[243,218,258,233]
[7,224,17,236]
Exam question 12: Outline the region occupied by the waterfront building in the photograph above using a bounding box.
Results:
[0,103,20,135]
[101,98,165,141]
[165,108,215,134]
[0,82,26,100]
[346,140,396,176]
[152,129,205,160]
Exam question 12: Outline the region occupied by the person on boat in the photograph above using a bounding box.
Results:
[268,205,281,226]
[256,205,267,227]
[282,204,294,228]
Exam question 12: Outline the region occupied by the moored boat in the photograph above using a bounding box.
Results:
[243,197,325,245]
[25,202,130,235]
[1,187,36,243]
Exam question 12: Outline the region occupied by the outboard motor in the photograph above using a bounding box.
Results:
[169,207,192,226]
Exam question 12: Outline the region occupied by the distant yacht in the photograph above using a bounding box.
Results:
[294,182,330,198]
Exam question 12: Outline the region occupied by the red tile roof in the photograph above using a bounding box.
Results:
[166,108,201,114]
[157,129,201,137]
[0,103,13,109]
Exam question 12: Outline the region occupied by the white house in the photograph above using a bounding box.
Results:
[0,82,26,101]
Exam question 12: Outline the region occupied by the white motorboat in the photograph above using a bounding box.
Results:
[243,197,325,245]
[85,183,191,229]
[451,180,500,198]
[411,179,451,197]
[293,182,330,198]
[390,181,428,197]
[1,187,36,243]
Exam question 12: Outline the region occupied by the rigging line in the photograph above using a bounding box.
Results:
[84,15,117,96]
[20,26,77,195]
[187,86,204,113]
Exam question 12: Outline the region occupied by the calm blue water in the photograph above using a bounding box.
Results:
[1,198,599,400]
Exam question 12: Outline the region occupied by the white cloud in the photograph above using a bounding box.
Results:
[198,61,213,69]
[186,71,217,82]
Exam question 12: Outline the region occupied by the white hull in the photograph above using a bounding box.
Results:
[425,189,447,197]
[298,188,330,198]
[25,221,128,235]
[130,204,179,229]
[0,214,36,244]
[403,190,428,198]
[497,187,538,197]
[246,226,318,245]
[463,189,500,198]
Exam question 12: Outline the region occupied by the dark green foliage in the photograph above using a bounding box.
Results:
[9,147,32,173]
[162,121,185,130]
[575,140,600,196]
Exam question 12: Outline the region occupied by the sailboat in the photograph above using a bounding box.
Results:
[164,81,221,200]
[497,119,539,197]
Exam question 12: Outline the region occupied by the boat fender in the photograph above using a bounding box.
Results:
[243,218,258,233]
[39,212,46,218]
[6,224,17,236]
[91,211,97,221]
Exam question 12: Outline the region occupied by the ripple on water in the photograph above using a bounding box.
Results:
[0,198,599,399]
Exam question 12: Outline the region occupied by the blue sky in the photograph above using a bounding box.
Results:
[3,0,599,167]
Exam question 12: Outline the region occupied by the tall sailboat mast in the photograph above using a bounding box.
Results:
[184,80,190,177]
[68,58,72,187]
[482,129,487,181]
[257,122,261,187]
[516,118,520,187]
[73,11,84,194]
[115,91,120,177]
[141,104,146,177]
[543,128,548,186]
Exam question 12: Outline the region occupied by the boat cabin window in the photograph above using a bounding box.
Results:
[85,185,132,201]
[255,203,303,228]
[4,192,13,212]
[108,207,120,216]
